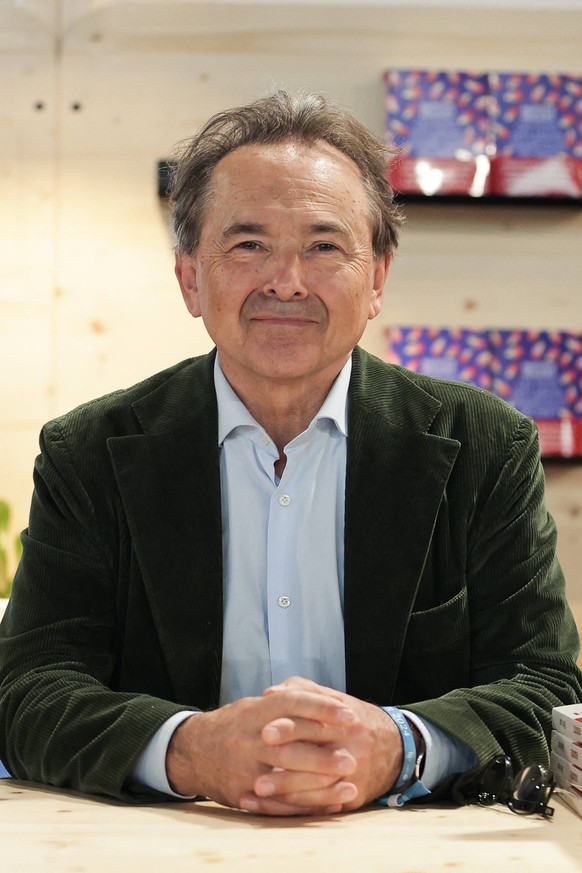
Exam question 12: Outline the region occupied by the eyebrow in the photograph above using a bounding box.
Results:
[309,222,350,237]
[223,223,267,238]
[222,221,350,238]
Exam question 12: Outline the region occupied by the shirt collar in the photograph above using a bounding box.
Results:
[214,354,352,447]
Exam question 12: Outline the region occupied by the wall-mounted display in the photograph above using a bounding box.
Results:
[385,325,582,458]
[385,69,494,197]
[384,68,582,199]
[489,73,582,197]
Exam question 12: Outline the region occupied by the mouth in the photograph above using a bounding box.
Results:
[250,315,317,326]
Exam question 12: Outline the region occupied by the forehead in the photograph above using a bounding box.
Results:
[206,140,370,215]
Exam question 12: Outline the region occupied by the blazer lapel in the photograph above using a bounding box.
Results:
[107,354,223,709]
[344,348,460,703]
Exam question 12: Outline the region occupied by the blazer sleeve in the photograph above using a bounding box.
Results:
[405,415,582,802]
[0,419,195,801]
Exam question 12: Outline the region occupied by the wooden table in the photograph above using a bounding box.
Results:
[0,779,580,873]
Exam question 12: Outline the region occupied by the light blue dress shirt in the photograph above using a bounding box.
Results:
[133,355,475,797]
[218,355,349,703]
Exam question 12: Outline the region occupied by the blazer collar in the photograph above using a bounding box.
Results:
[131,350,218,437]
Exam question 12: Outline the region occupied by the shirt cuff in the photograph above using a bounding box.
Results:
[132,710,200,798]
[401,709,477,790]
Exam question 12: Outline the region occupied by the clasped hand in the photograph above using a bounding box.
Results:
[166,676,403,816]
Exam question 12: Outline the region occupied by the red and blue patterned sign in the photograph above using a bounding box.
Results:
[384,68,494,196]
[491,73,582,159]
[384,68,582,198]
[489,72,582,196]
[384,69,492,158]
[385,326,582,456]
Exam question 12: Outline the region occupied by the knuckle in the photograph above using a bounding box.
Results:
[267,744,288,768]
[276,717,295,736]
[236,696,256,716]
[284,688,302,709]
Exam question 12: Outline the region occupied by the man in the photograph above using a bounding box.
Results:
[0,92,580,816]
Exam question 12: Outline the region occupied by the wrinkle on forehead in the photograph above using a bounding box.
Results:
[212,140,365,199]
[199,139,376,251]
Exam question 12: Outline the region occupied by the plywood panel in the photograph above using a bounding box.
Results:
[53,155,214,411]
[0,1,580,647]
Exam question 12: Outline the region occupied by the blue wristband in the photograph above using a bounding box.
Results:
[381,706,417,788]
[377,706,430,808]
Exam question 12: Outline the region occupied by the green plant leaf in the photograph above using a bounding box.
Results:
[0,500,10,530]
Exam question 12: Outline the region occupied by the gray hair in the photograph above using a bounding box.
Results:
[170,91,402,257]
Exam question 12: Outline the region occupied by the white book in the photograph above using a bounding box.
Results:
[550,751,582,790]
[551,729,582,766]
[552,703,582,742]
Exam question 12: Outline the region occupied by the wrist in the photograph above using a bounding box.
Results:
[378,706,430,807]
[166,713,208,798]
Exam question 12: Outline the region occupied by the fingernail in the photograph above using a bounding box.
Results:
[337,752,356,773]
[339,784,358,802]
[337,708,355,722]
[263,725,280,742]
[337,754,356,775]
[256,779,275,797]
[240,796,259,812]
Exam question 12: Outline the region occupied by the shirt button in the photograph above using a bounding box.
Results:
[278,494,292,507]
[277,595,291,609]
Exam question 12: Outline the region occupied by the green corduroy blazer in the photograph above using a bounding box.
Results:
[0,346,580,803]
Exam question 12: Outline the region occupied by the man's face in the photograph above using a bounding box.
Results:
[175,140,390,393]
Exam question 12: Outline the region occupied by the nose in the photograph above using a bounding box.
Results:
[262,252,308,300]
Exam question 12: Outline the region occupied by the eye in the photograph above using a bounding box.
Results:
[235,240,261,251]
[313,242,339,252]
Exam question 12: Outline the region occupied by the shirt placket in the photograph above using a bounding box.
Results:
[266,454,300,686]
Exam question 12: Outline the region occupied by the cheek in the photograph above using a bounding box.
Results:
[203,271,259,326]
[335,271,377,316]
[196,264,229,317]
[209,259,260,296]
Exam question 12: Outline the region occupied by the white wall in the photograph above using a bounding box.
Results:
[0,1,581,660]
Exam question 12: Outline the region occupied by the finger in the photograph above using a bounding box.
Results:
[242,799,343,816]
[240,792,346,817]
[254,769,340,797]
[268,781,359,807]
[262,716,345,746]
[265,677,344,700]
[261,740,357,776]
[261,687,355,727]
[241,780,358,814]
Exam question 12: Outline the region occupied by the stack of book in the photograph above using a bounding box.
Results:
[551,703,582,817]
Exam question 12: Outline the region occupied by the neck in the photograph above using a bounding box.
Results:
[219,359,348,454]
[244,382,327,452]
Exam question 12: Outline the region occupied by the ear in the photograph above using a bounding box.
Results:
[368,254,391,320]
[175,251,202,318]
